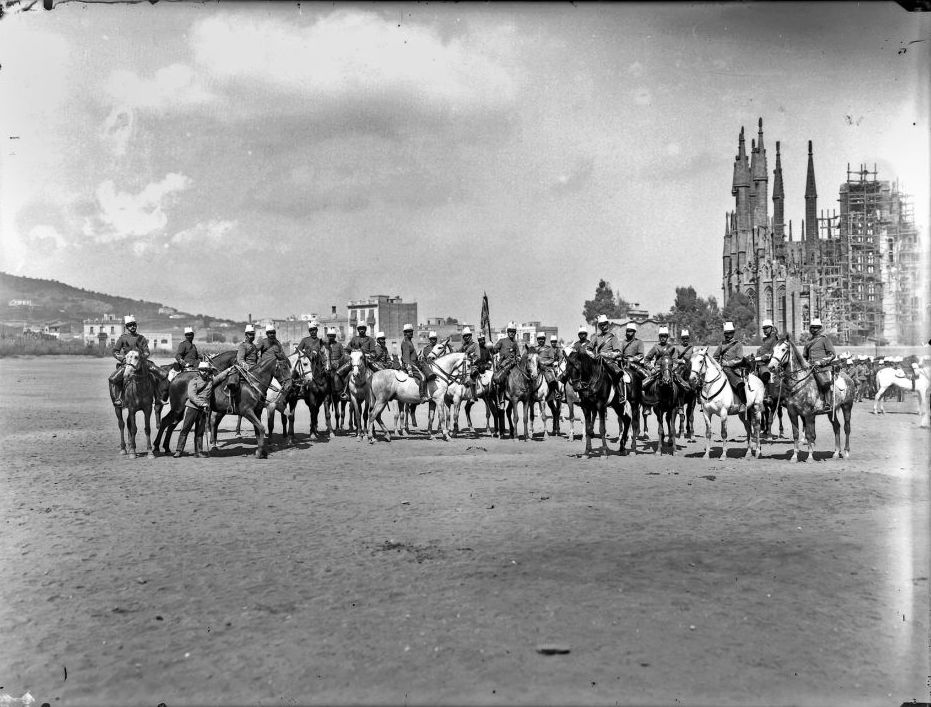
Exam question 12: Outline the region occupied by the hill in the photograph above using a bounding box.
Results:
[0,271,183,324]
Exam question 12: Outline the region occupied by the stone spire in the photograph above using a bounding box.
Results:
[772,140,785,257]
[804,140,818,242]
[731,127,751,273]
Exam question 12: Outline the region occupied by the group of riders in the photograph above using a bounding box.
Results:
[108,309,889,432]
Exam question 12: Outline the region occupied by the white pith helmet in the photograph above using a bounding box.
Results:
[376,330,385,339]
[658,326,669,336]
[403,323,413,332]
[506,321,517,331]
[124,314,136,325]
[536,332,545,339]
[550,335,558,341]
[626,322,638,331]
[681,329,690,337]
[428,331,437,339]
[328,327,338,335]
[308,320,319,329]
[596,314,609,324]
[198,361,211,370]
[184,326,194,334]
[761,318,774,328]
[723,321,735,332]
[477,331,486,339]
[356,322,367,330]
[578,325,588,334]
[462,327,472,335]
[266,325,276,333]
[810,317,822,328]
[245,324,255,333]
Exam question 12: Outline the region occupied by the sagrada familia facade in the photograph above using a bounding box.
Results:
[722,118,922,345]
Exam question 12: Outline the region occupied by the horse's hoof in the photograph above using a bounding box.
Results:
[119,449,127,456]
[832,452,841,460]
[147,453,156,460]
[843,451,850,459]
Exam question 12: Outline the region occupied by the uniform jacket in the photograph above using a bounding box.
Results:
[644,341,677,365]
[537,344,558,368]
[112,331,150,361]
[804,333,835,363]
[257,337,287,361]
[570,339,591,355]
[324,339,345,367]
[677,343,694,361]
[591,330,620,356]
[619,336,644,359]
[372,343,391,365]
[712,338,744,365]
[401,338,419,368]
[297,335,324,358]
[185,369,231,410]
[492,336,521,362]
[175,339,199,367]
[237,339,259,366]
[459,339,480,362]
[756,332,779,361]
[348,335,377,356]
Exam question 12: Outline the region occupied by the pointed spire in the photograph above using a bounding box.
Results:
[731,127,750,194]
[772,141,784,199]
[752,118,768,182]
[805,140,818,241]
[804,140,817,200]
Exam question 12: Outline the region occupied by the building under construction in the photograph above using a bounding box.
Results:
[722,118,924,345]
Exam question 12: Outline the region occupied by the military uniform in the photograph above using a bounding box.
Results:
[492,336,521,384]
[297,335,324,359]
[459,339,480,362]
[804,331,836,401]
[371,342,392,369]
[754,331,779,385]
[348,334,377,357]
[323,339,345,369]
[644,340,678,366]
[713,337,745,401]
[401,336,427,397]
[175,338,199,369]
[175,368,233,458]
[236,339,260,368]
[108,330,156,401]
[537,343,558,384]
[619,336,644,361]
[257,337,287,361]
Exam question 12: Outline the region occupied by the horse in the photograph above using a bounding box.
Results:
[109,350,159,458]
[208,352,293,458]
[618,360,649,454]
[345,350,372,440]
[689,348,765,459]
[650,354,689,456]
[457,369,495,436]
[564,349,629,456]
[325,352,356,434]
[152,363,174,429]
[286,350,333,442]
[872,363,930,427]
[368,343,468,442]
[674,372,698,443]
[500,351,545,441]
[766,337,855,462]
[552,346,581,440]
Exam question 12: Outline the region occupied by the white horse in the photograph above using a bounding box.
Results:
[368,343,468,442]
[689,348,765,459]
[447,369,494,436]
[502,351,547,441]
[554,345,581,440]
[873,364,930,427]
[347,350,371,440]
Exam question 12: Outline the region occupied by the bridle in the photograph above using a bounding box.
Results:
[694,352,727,401]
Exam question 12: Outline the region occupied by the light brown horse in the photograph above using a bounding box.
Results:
[109,350,158,459]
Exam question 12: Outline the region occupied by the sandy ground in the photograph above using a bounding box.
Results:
[0,356,928,707]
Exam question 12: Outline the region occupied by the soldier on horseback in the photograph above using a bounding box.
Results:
[753,318,778,384]
[257,325,288,361]
[421,331,439,361]
[227,323,259,401]
[297,320,324,359]
[371,331,392,370]
[535,332,562,401]
[587,315,625,404]
[339,323,377,398]
[492,322,521,409]
[174,326,199,371]
[803,317,836,413]
[642,326,687,392]
[401,323,429,402]
[676,329,693,363]
[713,321,746,412]
[458,327,480,393]
[619,322,646,375]
[109,315,161,406]
[173,361,234,458]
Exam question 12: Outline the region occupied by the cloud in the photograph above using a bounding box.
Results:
[27,225,68,253]
[189,10,517,117]
[171,219,237,245]
[93,173,192,241]
[100,105,134,157]
[632,87,653,106]
[103,63,214,111]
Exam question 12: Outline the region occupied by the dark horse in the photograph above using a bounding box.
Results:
[209,352,292,458]
[565,349,629,457]
[109,350,164,458]
[618,359,649,454]
[650,354,689,455]
[287,350,332,443]
[154,349,237,455]
[326,351,356,434]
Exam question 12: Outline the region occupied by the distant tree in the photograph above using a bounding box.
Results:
[583,279,631,324]
[445,316,458,325]
[665,286,723,343]
[212,333,226,343]
[721,291,756,341]
[231,335,239,344]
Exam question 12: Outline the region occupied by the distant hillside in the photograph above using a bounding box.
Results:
[0,271,182,324]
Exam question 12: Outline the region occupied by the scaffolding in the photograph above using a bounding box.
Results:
[888,188,921,344]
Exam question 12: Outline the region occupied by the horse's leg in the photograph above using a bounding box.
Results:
[540,399,549,439]
[426,402,436,440]
[842,405,852,457]
[719,413,728,459]
[142,404,155,459]
[115,406,127,455]
[522,399,530,442]
[210,412,225,452]
[599,406,608,458]
[369,398,389,443]
[125,408,139,458]
[583,407,594,455]
[701,408,712,459]
[804,415,817,463]
[873,385,886,414]
[240,408,266,459]
[831,407,842,459]
[235,415,243,438]
[668,409,677,456]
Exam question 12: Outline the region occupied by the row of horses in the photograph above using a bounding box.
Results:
[111,335,928,462]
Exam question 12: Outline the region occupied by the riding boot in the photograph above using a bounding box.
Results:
[173,432,189,458]
[340,380,350,402]
[737,382,747,413]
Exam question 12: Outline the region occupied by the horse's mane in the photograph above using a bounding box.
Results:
[785,336,809,369]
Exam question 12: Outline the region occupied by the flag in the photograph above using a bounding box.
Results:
[481,292,492,341]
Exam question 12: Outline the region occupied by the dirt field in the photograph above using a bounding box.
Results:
[1,356,928,706]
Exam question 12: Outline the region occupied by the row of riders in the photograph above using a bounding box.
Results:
[108,311,929,460]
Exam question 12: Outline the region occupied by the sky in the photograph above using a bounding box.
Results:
[1,2,928,335]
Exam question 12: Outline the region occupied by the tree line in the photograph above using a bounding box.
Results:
[582,279,759,343]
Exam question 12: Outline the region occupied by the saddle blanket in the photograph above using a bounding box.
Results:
[392,371,411,383]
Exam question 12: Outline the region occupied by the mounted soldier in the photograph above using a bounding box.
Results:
[677,329,693,363]
[109,315,160,406]
[257,325,288,362]
[754,318,779,384]
[712,321,746,411]
[296,320,324,360]
[619,322,646,380]
[458,327,480,393]
[371,331,392,370]
[803,317,836,413]
[323,328,345,371]
[492,322,522,409]
[535,332,561,401]
[557,326,588,387]
[421,330,439,362]
[400,323,429,402]
[174,326,199,371]
[226,323,259,400]
[588,314,625,404]
[173,361,234,458]
[339,322,377,398]
[642,325,683,392]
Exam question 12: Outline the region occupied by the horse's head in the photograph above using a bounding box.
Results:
[123,350,142,379]
[658,354,675,386]
[689,347,709,387]
[525,351,540,379]
[768,339,791,372]
[350,350,365,375]
[274,356,292,386]
[428,339,451,360]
